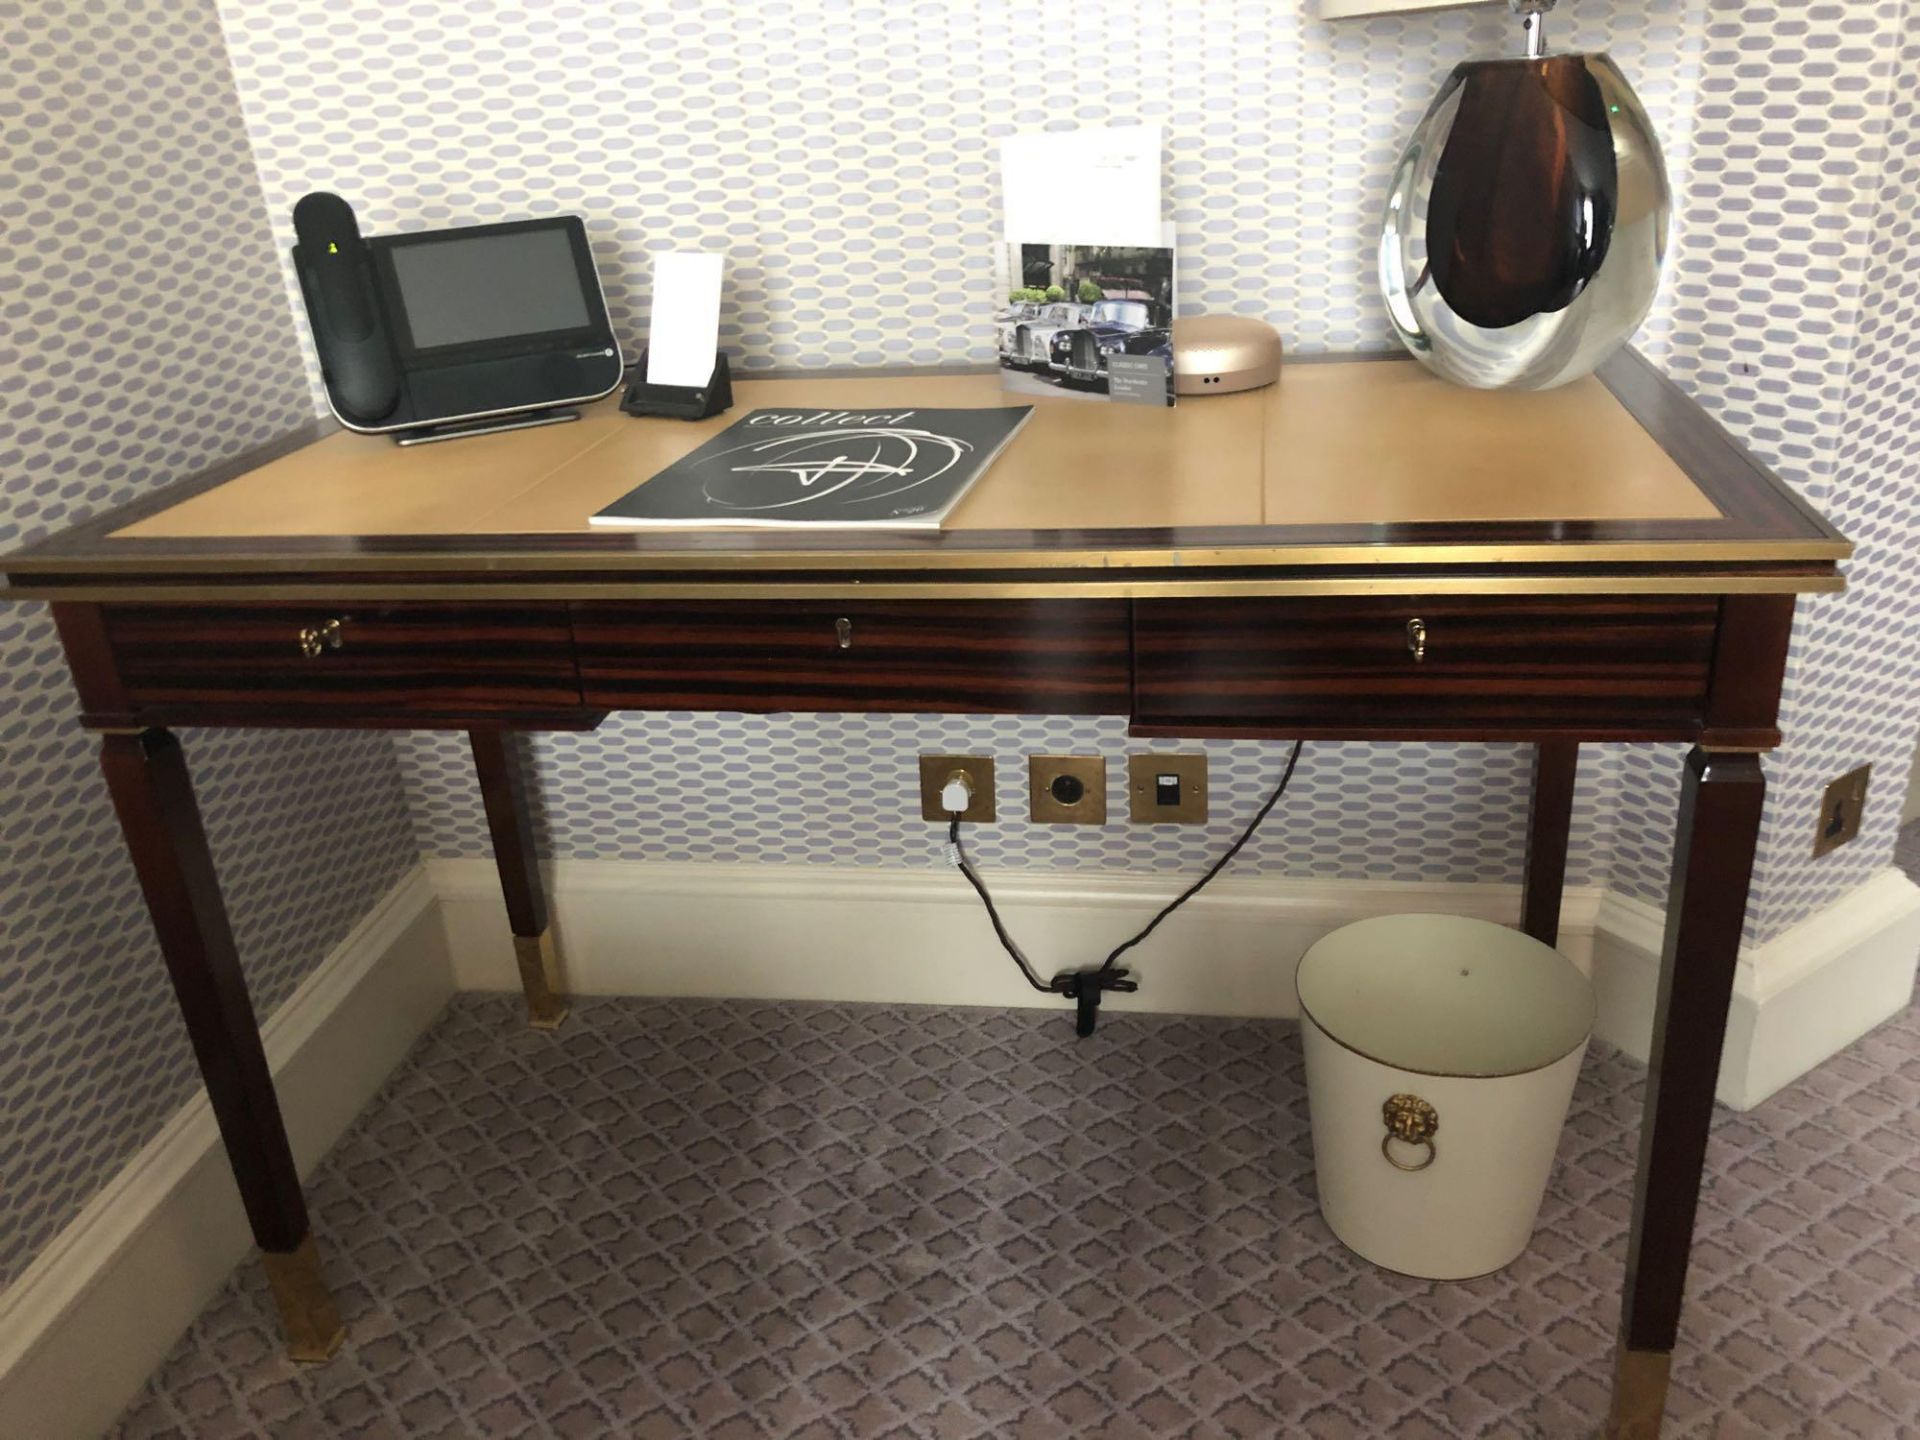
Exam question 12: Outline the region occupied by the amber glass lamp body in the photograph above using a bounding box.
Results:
[1379,53,1671,390]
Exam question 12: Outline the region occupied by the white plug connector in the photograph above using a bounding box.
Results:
[940,768,975,815]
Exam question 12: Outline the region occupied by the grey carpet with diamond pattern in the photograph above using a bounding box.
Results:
[107,958,1920,1439]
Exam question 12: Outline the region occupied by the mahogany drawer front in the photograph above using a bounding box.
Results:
[573,600,1132,713]
[102,603,582,716]
[1133,596,1719,734]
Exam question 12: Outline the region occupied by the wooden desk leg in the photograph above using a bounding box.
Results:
[99,729,344,1361]
[1523,739,1579,947]
[470,729,569,1028]
[1608,746,1765,1439]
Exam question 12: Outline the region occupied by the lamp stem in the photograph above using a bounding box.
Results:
[1510,0,1555,58]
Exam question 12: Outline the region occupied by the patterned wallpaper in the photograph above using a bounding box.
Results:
[1611,0,1920,940]
[1758,1,1920,934]
[214,0,1705,366]
[0,0,419,1287]
[397,718,1626,884]
[217,0,1706,906]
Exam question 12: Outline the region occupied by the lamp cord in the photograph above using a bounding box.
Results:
[949,822,1054,994]
[948,740,1306,1030]
[1093,738,1304,978]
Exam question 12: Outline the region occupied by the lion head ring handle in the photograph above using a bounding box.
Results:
[1382,1092,1439,1172]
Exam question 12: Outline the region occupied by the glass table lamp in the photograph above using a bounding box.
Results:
[1379,0,1672,390]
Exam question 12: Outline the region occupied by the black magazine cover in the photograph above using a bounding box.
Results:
[590,406,1034,529]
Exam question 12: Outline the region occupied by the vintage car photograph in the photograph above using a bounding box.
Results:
[1048,295,1170,390]
[993,298,1041,351]
[998,240,1174,401]
[999,300,1089,371]
[994,301,1036,367]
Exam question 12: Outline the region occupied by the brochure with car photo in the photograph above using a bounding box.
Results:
[996,236,1175,406]
[589,406,1034,529]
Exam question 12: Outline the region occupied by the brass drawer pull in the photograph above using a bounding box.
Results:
[835,616,853,650]
[298,618,344,659]
[1406,617,1427,663]
[1382,1092,1438,1172]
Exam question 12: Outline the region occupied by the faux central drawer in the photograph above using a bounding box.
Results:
[101,603,582,717]
[1133,596,1719,737]
[572,600,1132,713]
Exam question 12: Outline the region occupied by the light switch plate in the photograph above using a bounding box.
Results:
[1128,754,1208,823]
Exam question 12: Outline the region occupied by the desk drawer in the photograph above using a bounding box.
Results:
[573,600,1132,713]
[1133,596,1718,737]
[102,603,582,717]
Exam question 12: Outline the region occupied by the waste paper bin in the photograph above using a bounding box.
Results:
[1296,912,1595,1279]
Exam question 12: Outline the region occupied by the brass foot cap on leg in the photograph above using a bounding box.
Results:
[513,930,570,1029]
[1606,1346,1673,1440]
[261,1236,345,1363]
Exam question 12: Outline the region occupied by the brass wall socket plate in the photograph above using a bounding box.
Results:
[1812,763,1871,858]
[1128,753,1208,823]
[920,755,995,822]
[1029,755,1107,824]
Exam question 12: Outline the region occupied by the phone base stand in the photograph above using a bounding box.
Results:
[620,352,733,420]
[392,408,582,447]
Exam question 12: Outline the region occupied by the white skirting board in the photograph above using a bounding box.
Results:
[0,867,454,1440]
[432,856,1920,1110]
[1592,869,1920,1109]
[430,857,1590,1019]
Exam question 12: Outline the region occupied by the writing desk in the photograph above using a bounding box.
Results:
[1,353,1848,1438]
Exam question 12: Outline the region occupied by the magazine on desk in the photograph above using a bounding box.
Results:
[590,406,1033,529]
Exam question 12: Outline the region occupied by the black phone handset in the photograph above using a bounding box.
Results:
[292,191,401,425]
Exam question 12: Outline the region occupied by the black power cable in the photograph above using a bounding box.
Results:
[949,821,1053,994]
[948,740,1306,1036]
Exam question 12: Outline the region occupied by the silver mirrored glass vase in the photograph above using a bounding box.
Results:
[1379,28,1672,391]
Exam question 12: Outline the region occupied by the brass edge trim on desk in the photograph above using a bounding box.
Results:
[0,537,1856,576]
[1,573,1846,604]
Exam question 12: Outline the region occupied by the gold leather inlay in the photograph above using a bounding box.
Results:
[114,363,1718,543]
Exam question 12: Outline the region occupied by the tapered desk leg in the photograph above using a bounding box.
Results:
[1607,747,1765,1439]
[1523,739,1579,947]
[470,729,568,1028]
[100,729,343,1361]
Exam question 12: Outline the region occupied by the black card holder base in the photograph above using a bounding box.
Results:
[620,351,733,420]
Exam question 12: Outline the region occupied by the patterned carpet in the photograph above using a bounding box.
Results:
[108,936,1920,1440]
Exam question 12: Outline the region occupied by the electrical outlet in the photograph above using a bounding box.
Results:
[919,755,994,822]
[1029,755,1107,824]
[1127,753,1208,823]
[1812,764,1870,858]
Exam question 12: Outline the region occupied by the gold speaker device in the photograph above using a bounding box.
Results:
[1172,315,1283,395]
